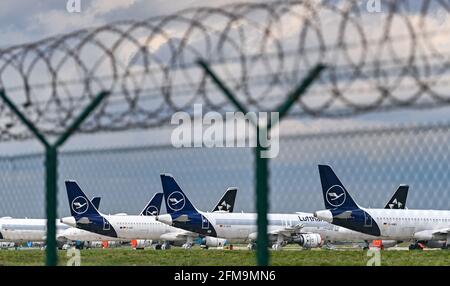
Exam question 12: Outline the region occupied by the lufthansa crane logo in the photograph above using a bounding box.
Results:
[167,191,185,212]
[325,185,346,208]
[145,206,159,216]
[71,196,89,215]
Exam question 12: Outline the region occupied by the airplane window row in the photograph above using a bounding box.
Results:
[378,217,450,222]
[118,222,157,225]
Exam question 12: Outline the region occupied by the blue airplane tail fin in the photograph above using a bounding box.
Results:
[91,197,101,210]
[65,181,101,218]
[140,193,163,216]
[318,165,359,210]
[160,174,197,214]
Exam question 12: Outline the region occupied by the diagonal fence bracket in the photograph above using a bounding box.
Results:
[0,89,109,266]
[197,60,326,266]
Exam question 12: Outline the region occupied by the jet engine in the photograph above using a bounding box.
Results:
[132,239,151,249]
[197,237,227,247]
[376,240,398,248]
[425,240,446,249]
[414,230,446,241]
[293,233,322,249]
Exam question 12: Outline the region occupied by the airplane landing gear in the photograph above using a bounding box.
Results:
[322,241,335,250]
[182,237,194,249]
[182,243,193,249]
[271,234,285,250]
[362,240,370,250]
[247,243,256,250]
[271,243,282,251]
[161,242,171,250]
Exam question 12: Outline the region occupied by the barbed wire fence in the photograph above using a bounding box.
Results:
[1,0,450,265]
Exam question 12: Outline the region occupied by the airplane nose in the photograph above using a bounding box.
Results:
[314,210,333,223]
[156,214,173,226]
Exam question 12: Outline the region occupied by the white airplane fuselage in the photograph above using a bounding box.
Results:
[316,208,450,242]
[100,215,175,240]
[61,214,226,246]
[159,211,382,244]
[367,208,450,240]
[0,218,113,242]
[0,219,66,242]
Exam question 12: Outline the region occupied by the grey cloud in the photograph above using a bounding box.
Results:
[0,0,264,47]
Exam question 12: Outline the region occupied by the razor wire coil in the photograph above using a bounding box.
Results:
[1,0,450,140]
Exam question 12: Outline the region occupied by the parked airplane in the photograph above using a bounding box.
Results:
[0,194,166,247]
[57,193,164,243]
[0,197,101,244]
[314,165,450,250]
[156,174,325,250]
[60,181,236,249]
[156,174,411,250]
[69,190,235,248]
[311,185,409,249]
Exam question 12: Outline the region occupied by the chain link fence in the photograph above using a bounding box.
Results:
[1,0,450,265]
[2,118,449,218]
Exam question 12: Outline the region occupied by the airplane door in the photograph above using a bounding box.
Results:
[103,218,110,231]
[364,212,372,227]
[201,215,209,230]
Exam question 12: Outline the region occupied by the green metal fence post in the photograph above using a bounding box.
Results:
[45,146,58,266]
[0,89,109,266]
[255,125,269,265]
[197,61,326,266]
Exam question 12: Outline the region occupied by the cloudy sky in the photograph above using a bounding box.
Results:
[1,0,450,154]
[1,1,450,217]
[0,0,264,47]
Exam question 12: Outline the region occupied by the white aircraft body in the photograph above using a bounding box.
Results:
[61,181,236,248]
[314,165,450,249]
[0,198,117,244]
[0,218,118,244]
[155,174,408,250]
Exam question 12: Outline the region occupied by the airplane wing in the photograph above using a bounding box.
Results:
[431,228,450,235]
[414,228,450,241]
[268,229,295,237]
[173,230,197,238]
[268,223,306,237]
[173,214,190,222]
[334,210,353,219]
[159,230,198,241]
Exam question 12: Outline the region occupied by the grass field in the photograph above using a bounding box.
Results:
[0,248,448,266]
